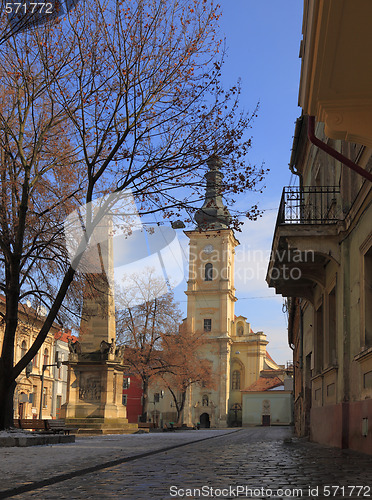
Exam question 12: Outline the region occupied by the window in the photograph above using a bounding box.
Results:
[232,370,241,390]
[21,340,27,359]
[32,386,37,408]
[123,377,130,389]
[315,304,324,373]
[43,387,48,408]
[43,348,49,367]
[327,288,337,365]
[205,263,213,281]
[58,353,63,379]
[122,394,127,406]
[202,394,209,406]
[204,319,212,332]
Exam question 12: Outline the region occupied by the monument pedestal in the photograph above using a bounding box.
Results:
[62,214,138,433]
[61,349,138,434]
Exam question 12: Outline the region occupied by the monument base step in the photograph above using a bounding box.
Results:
[77,426,140,435]
[65,418,138,435]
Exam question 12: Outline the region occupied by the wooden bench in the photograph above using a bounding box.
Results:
[13,419,48,431]
[13,418,76,435]
[138,422,155,430]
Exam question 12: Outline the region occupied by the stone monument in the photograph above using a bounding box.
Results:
[61,214,137,434]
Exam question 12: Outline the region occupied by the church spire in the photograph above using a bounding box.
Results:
[194,155,232,230]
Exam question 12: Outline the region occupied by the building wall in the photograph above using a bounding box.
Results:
[0,306,60,419]
[271,117,372,454]
[242,392,292,426]
[122,374,143,424]
[0,299,71,420]
[151,228,283,429]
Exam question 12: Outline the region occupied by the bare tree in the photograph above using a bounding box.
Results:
[116,269,182,421]
[160,328,215,424]
[0,0,265,428]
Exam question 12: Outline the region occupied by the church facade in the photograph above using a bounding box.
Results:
[180,156,280,427]
[147,156,282,428]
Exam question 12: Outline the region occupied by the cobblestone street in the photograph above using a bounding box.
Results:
[0,427,371,499]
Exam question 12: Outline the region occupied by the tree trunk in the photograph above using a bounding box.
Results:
[141,377,149,422]
[176,391,186,425]
[0,377,16,429]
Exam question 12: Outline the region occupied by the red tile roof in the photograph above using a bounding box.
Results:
[54,331,78,343]
[242,376,283,392]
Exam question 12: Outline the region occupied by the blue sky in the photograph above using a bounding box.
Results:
[172,1,304,365]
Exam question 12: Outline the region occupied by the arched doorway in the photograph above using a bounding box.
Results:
[200,412,210,428]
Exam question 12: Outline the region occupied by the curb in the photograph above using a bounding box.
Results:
[0,434,75,447]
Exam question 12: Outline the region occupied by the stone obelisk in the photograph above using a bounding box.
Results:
[61,214,137,434]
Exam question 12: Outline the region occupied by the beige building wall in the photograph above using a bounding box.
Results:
[0,300,60,420]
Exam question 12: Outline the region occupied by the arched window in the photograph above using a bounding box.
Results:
[21,340,27,359]
[43,348,49,367]
[205,263,213,281]
[202,394,209,407]
[232,370,241,390]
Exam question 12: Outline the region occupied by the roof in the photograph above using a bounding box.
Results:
[54,331,78,344]
[0,295,61,330]
[265,351,275,363]
[242,376,283,392]
[260,369,284,378]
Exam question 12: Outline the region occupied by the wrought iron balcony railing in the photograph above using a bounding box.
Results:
[277,186,341,225]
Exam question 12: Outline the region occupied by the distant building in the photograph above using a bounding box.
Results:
[146,156,288,428]
[53,331,77,418]
[0,296,75,420]
[122,373,143,424]
[241,368,293,426]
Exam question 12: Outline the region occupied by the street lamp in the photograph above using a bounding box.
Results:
[38,357,62,419]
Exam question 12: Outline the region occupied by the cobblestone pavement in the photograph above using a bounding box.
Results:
[1,427,372,500]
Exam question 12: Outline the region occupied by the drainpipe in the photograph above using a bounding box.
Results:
[288,299,296,428]
[307,116,372,183]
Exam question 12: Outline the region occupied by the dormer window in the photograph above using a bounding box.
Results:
[205,263,213,281]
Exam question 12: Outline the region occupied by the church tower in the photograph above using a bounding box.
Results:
[183,156,239,428]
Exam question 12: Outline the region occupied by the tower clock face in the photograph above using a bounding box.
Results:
[203,244,214,254]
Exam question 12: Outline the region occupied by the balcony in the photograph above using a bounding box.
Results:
[277,186,341,225]
[267,186,343,303]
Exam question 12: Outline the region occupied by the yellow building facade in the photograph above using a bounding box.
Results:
[179,156,280,428]
[0,298,61,420]
[146,157,283,428]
